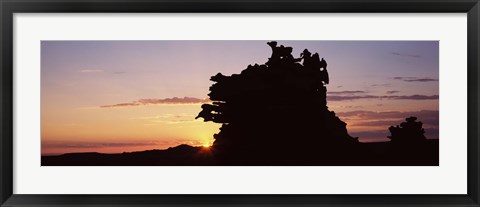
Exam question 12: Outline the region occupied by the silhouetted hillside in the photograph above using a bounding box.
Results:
[42,145,215,166]
[42,140,438,166]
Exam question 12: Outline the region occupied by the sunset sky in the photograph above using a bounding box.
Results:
[41,41,439,155]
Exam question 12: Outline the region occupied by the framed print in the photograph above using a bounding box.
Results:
[1,0,479,206]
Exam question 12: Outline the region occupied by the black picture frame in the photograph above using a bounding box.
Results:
[1,0,479,206]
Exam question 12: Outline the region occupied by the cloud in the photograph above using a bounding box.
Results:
[337,110,438,120]
[100,97,210,108]
[404,78,438,82]
[130,114,191,120]
[130,113,201,125]
[161,119,202,124]
[393,77,438,82]
[338,105,364,109]
[328,90,366,95]
[351,120,404,127]
[327,94,438,101]
[113,71,125,74]
[328,95,378,101]
[102,102,141,108]
[43,141,160,149]
[386,90,400,94]
[391,52,421,58]
[389,95,439,100]
[137,97,209,105]
[371,83,391,87]
[79,69,104,73]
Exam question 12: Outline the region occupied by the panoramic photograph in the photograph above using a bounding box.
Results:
[41,40,439,166]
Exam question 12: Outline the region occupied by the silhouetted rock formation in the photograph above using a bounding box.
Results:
[196,41,358,165]
[382,117,437,165]
[388,116,427,143]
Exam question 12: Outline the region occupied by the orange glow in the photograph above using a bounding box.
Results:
[41,104,220,155]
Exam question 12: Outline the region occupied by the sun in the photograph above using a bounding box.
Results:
[199,137,214,148]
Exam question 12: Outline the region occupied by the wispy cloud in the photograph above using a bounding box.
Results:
[389,95,439,100]
[102,102,141,108]
[391,52,421,58]
[137,97,209,105]
[129,113,201,125]
[370,83,391,87]
[386,90,400,94]
[404,78,438,82]
[338,105,364,109]
[337,110,438,125]
[328,95,378,101]
[337,109,437,118]
[158,119,202,124]
[43,141,160,149]
[100,97,210,108]
[79,69,104,73]
[130,114,191,120]
[393,77,438,82]
[328,90,366,95]
[328,94,438,101]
